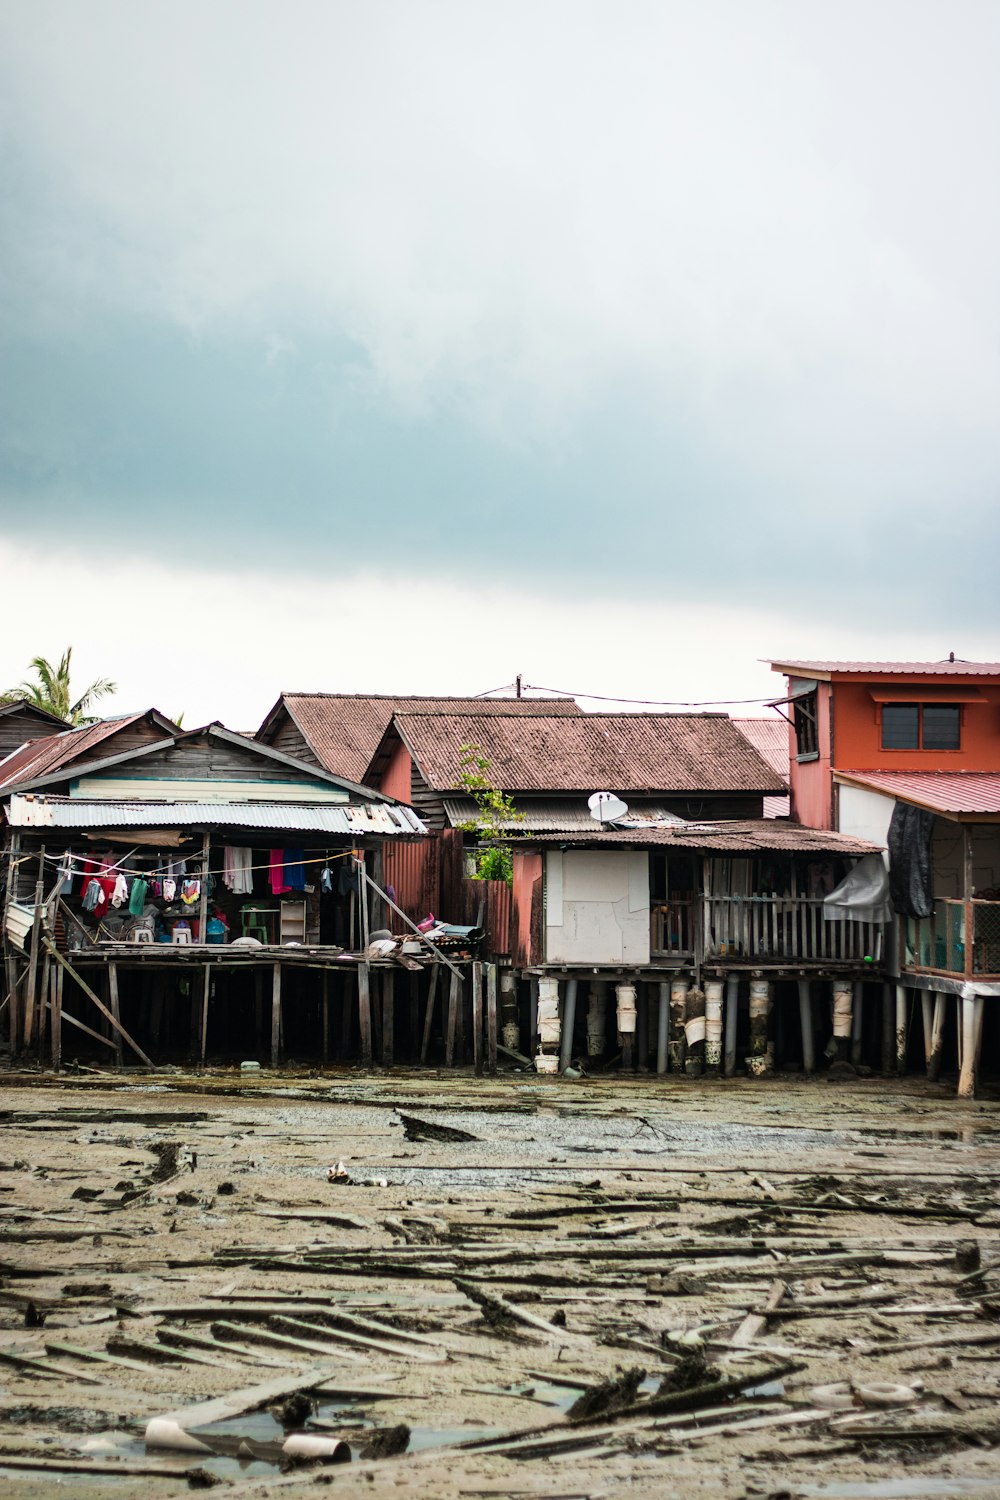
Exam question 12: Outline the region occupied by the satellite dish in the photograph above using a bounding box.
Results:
[588,791,629,823]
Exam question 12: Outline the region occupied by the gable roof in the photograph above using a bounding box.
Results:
[379,712,786,795]
[0,701,68,728]
[0,711,180,792]
[257,692,581,781]
[3,722,395,804]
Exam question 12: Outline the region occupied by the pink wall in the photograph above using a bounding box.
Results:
[788,682,834,830]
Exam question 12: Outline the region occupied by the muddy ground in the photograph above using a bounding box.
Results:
[1,1065,1000,1500]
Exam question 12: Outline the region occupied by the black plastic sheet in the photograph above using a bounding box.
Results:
[887,802,935,918]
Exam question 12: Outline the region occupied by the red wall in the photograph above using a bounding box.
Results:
[379,740,413,802]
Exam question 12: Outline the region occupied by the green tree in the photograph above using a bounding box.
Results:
[456,743,526,883]
[2,647,117,726]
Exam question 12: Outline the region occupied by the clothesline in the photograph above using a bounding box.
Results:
[41,846,361,882]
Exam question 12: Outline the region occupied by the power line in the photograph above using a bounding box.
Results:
[522,682,781,709]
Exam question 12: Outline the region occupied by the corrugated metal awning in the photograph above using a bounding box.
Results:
[442,797,687,832]
[7,795,426,836]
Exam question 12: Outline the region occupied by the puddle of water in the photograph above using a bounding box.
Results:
[801,1483,1000,1499]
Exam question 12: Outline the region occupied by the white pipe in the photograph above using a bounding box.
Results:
[895,984,908,1073]
[704,980,724,1070]
[958,993,980,1098]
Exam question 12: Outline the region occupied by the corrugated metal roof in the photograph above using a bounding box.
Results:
[442,797,687,832]
[264,694,581,781]
[395,713,786,795]
[7,795,426,835]
[0,716,148,791]
[732,718,791,819]
[770,660,1000,678]
[834,770,1000,816]
[509,821,879,855]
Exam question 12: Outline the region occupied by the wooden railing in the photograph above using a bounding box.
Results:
[902,898,1000,980]
[651,901,694,956]
[701,895,883,964]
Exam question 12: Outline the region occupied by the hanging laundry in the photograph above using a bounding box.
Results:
[320,866,333,894]
[180,879,201,906]
[162,878,176,902]
[166,858,188,880]
[338,862,360,898]
[128,877,149,916]
[269,849,291,896]
[223,846,253,895]
[56,850,74,896]
[82,880,101,912]
[112,874,129,908]
[283,849,306,891]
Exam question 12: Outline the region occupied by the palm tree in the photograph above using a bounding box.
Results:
[2,648,117,726]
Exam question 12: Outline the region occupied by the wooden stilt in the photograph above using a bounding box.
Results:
[927,991,946,1081]
[486,963,498,1075]
[895,983,908,1074]
[340,970,352,1055]
[420,965,440,1063]
[408,973,420,1057]
[43,943,153,1066]
[22,877,44,1048]
[958,994,984,1098]
[724,973,739,1078]
[382,969,394,1067]
[445,969,460,1066]
[656,981,669,1074]
[108,961,125,1068]
[254,968,264,1056]
[199,964,211,1063]
[472,961,484,1076]
[559,978,578,1072]
[5,956,20,1058]
[357,962,372,1066]
[529,977,538,1053]
[321,970,329,1064]
[51,964,62,1071]
[851,981,864,1067]
[798,979,814,1073]
[271,962,282,1068]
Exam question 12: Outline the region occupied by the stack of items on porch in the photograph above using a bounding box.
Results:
[54,846,321,948]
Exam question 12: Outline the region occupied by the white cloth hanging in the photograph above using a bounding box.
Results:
[222,846,253,895]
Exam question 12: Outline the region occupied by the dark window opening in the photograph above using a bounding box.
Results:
[793,692,818,758]
[881,702,961,752]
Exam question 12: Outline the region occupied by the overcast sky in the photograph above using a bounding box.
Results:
[1,1,997,728]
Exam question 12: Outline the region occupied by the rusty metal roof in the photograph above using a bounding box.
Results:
[0,715,153,791]
[7,794,426,836]
[259,694,581,781]
[769,660,1000,679]
[835,770,1000,816]
[509,821,879,855]
[393,713,786,795]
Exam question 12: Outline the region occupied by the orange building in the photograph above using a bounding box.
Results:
[768,659,1000,831]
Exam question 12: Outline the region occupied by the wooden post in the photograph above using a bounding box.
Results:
[471,960,484,1076]
[22,875,45,1048]
[271,962,281,1068]
[881,982,894,1073]
[51,963,63,1071]
[529,977,538,1052]
[5,956,20,1058]
[321,970,330,1063]
[357,962,372,1066]
[254,967,264,1055]
[958,994,984,1098]
[895,983,908,1074]
[108,961,125,1067]
[559,978,578,1072]
[486,963,498,1075]
[445,968,461,1066]
[200,963,211,1063]
[656,980,669,1074]
[851,980,864,1067]
[927,991,947,1081]
[724,973,740,1077]
[43,942,154,1066]
[382,969,394,1067]
[340,970,352,1055]
[669,978,688,1072]
[198,831,210,946]
[420,964,440,1063]
[408,972,420,1056]
[798,979,814,1073]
